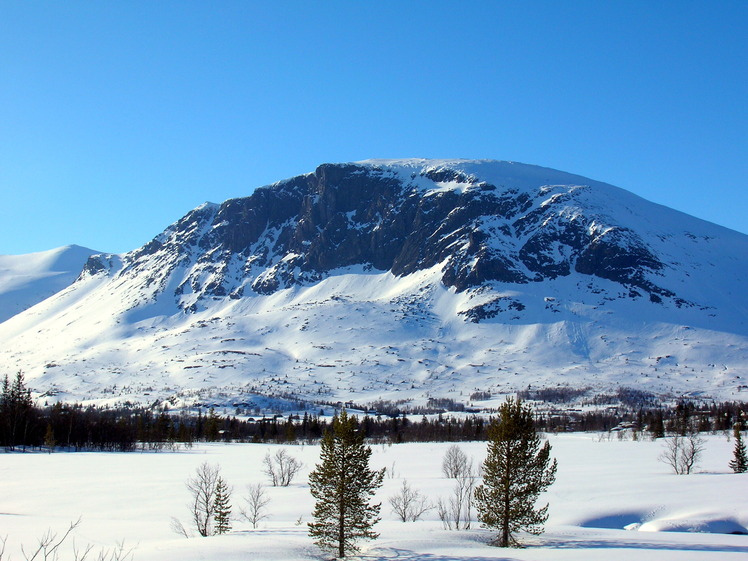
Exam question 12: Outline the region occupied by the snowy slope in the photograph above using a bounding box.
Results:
[0,160,747,407]
[0,244,100,324]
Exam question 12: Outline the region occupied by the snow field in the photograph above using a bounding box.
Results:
[1,433,747,560]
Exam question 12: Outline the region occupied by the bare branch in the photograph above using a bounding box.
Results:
[169,517,190,538]
[22,518,82,561]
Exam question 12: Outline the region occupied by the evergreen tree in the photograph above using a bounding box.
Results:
[474,398,557,547]
[649,410,665,439]
[308,410,385,558]
[44,423,56,453]
[729,422,748,474]
[205,408,220,441]
[1,371,34,450]
[213,476,232,534]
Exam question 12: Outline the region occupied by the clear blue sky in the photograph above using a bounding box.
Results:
[1,1,746,255]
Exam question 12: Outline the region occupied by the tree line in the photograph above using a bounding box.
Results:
[2,371,747,452]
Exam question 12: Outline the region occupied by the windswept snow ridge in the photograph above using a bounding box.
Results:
[0,244,100,324]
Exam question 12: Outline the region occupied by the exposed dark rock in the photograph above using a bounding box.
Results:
[103,161,685,313]
[460,296,527,322]
[81,255,107,276]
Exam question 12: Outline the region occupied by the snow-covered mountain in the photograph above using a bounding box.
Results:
[1,160,747,408]
[0,245,100,324]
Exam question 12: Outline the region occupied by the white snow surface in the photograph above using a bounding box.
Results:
[1,434,746,560]
[0,245,99,324]
[0,160,747,407]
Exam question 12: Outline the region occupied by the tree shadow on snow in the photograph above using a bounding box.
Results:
[536,536,748,555]
[357,548,515,561]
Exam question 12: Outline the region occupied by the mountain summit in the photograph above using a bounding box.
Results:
[2,160,747,408]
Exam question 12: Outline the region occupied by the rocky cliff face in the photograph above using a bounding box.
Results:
[83,160,681,314]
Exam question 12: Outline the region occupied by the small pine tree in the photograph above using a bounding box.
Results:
[308,410,385,558]
[650,410,665,439]
[213,476,232,535]
[205,408,220,442]
[729,422,748,474]
[44,423,56,453]
[474,398,557,547]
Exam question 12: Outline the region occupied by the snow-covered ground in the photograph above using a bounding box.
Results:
[1,433,746,560]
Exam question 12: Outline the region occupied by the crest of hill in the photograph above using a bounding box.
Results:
[0,244,100,324]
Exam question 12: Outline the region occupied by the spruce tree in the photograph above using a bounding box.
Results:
[44,423,56,453]
[474,398,557,547]
[213,476,232,534]
[729,422,748,474]
[308,410,385,558]
[1,371,33,450]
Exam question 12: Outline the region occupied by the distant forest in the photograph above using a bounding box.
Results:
[1,372,746,452]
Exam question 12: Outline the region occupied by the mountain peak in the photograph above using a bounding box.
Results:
[1,159,747,408]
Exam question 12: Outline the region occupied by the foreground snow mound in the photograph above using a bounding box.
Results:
[581,510,748,535]
[638,514,748,535]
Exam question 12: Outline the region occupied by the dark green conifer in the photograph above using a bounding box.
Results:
[729,422,748,474]
[213,476,232,534]
[474,398,557,547]
[308,410,385,558]
[44,423,56,452]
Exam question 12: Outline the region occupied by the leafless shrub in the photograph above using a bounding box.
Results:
[659,433,705,475]
[442,444,471,479]
[20,518,80,561]
[388,480,433,522]
[0,519,133,561]
[437,463,477,529]
[263,449,303,487]
[169,517,190,538]
[240,483,271,528]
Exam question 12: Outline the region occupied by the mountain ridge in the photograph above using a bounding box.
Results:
[1,160,746,409]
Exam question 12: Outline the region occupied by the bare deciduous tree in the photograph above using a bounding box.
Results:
[442,444,470,479]
[187,462,221,536]
[659,433,705,475]
[388,480,433,522]
[240,483,271,529]
[263,449,303,487]
[437,462,477,530]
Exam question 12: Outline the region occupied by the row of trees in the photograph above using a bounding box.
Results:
[2,371,747,453]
